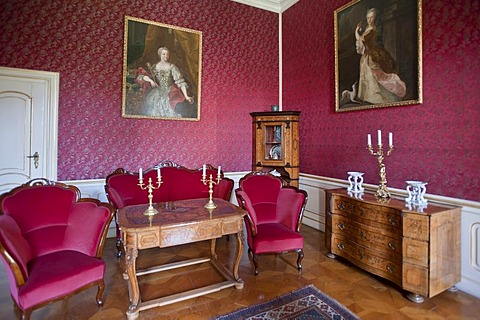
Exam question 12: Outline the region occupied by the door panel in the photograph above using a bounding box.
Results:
[0,67,59,194]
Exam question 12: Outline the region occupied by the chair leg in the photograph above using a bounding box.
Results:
[296,249,304,273]
[96,280,105,308]
[21,309,32,320]
[253,253,259,276]
[115,212,123,258]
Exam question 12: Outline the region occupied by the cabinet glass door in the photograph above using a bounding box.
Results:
[264,124,282,161]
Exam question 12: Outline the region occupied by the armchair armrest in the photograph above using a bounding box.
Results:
[0,215,32,286]
[64,199,114,258]
[235,189,258,236]
[276,187,308,232]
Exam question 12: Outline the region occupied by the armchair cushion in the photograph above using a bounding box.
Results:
[17,250,105,310]
[252,223,304,254]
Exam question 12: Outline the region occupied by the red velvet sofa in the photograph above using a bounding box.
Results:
[105,160,234,256]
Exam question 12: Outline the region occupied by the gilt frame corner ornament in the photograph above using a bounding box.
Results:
[122,16,202,121]
[334,0,422,113]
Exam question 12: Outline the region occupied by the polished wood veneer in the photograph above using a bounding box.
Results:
[0,225,478,319]
[326,188,461,303]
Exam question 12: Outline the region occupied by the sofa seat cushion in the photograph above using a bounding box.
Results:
[250,223,303,254]
[16,250,105,310]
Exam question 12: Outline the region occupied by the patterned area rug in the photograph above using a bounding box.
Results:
[213,285,359,320]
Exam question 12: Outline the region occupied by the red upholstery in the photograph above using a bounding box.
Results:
[105,161,234,256]
[0,179,114,319]
[235,172,308,275]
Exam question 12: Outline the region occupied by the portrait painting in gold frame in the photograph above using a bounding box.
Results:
[122,16,202,120]
[334,0,422,112]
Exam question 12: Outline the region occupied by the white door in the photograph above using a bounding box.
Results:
[0,67,59,194]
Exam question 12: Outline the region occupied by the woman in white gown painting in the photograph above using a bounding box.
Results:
[136,47,194,117]
[355,8,406,104]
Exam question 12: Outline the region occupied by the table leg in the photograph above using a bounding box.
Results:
[125,246,140,320]
[233,230,244,289]
[210,238,217,259]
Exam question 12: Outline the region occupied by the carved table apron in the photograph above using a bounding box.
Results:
[118,198,246,320]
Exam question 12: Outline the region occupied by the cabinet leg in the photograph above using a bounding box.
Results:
[448,285,459,292]
[406,292,425,303]
[326,252,336,259]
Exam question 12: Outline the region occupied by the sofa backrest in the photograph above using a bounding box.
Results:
[105,164,234,209]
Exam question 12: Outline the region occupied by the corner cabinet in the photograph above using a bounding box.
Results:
[325,188,461,303]
[250,111,300,187]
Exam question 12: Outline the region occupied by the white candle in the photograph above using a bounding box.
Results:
[377,130,382,146]
[367,134,372,146]
[157,168,161,179]
[218,166,221,176]
[202,164,206,176]
[389,132,393,147]
[139,168,143,180]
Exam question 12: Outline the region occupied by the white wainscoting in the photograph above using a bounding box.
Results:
[67,172,480,299]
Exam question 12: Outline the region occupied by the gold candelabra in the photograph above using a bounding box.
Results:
[138,168,163,222]
[201,165,222,210]
[367,131,394,200]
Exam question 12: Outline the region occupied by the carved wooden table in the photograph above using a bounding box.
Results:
[118,198,246,320]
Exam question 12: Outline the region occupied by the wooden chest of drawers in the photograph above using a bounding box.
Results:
[325,188,461,303]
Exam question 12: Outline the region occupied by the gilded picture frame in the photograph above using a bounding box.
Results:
[122,16,202,120]
[334,0,422,112]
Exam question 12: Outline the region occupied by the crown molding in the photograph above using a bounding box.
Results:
[231,0,299,13]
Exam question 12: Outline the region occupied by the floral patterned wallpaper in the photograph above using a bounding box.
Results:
[283,0,480,201]
[0,0,279,179]
[1,0,478,201]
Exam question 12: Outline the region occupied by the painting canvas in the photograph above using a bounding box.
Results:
[335,0,422,112]
[122,16,202,120]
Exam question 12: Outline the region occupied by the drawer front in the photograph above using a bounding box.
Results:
[160,221,222,247]
[331,215,402,258]
[331,196,402,233]
[222,217,243,234]
[402,263,428,296]
[331,234,402,286]
[403,238,428,267]
[403,213,429,241]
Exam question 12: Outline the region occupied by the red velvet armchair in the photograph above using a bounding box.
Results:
[235,172,308,275]
[0,179,114,320]
[105,160,235,257]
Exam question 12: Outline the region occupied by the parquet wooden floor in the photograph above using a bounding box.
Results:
[1,226,479,319]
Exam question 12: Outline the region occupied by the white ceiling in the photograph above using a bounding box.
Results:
[231,0,300,13]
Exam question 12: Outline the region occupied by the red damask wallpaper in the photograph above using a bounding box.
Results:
[0,0,279,179]
[283,0,480,201]
[1,0,478,202]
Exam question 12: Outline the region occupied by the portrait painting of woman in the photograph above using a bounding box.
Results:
[334,0,421,112]
[122,16,202,120]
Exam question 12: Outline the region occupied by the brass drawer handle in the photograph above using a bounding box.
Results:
[387,265,396,273]
[337,203,346,211]
[388,216,397,226]
[337,243,345,250]
[388,242,397,251]
[337,222,345,230]
[360,230,365,239]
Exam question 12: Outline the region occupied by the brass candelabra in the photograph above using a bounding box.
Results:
[367,131,394,200]
[201,165,222,210]
[138,168,163,222]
